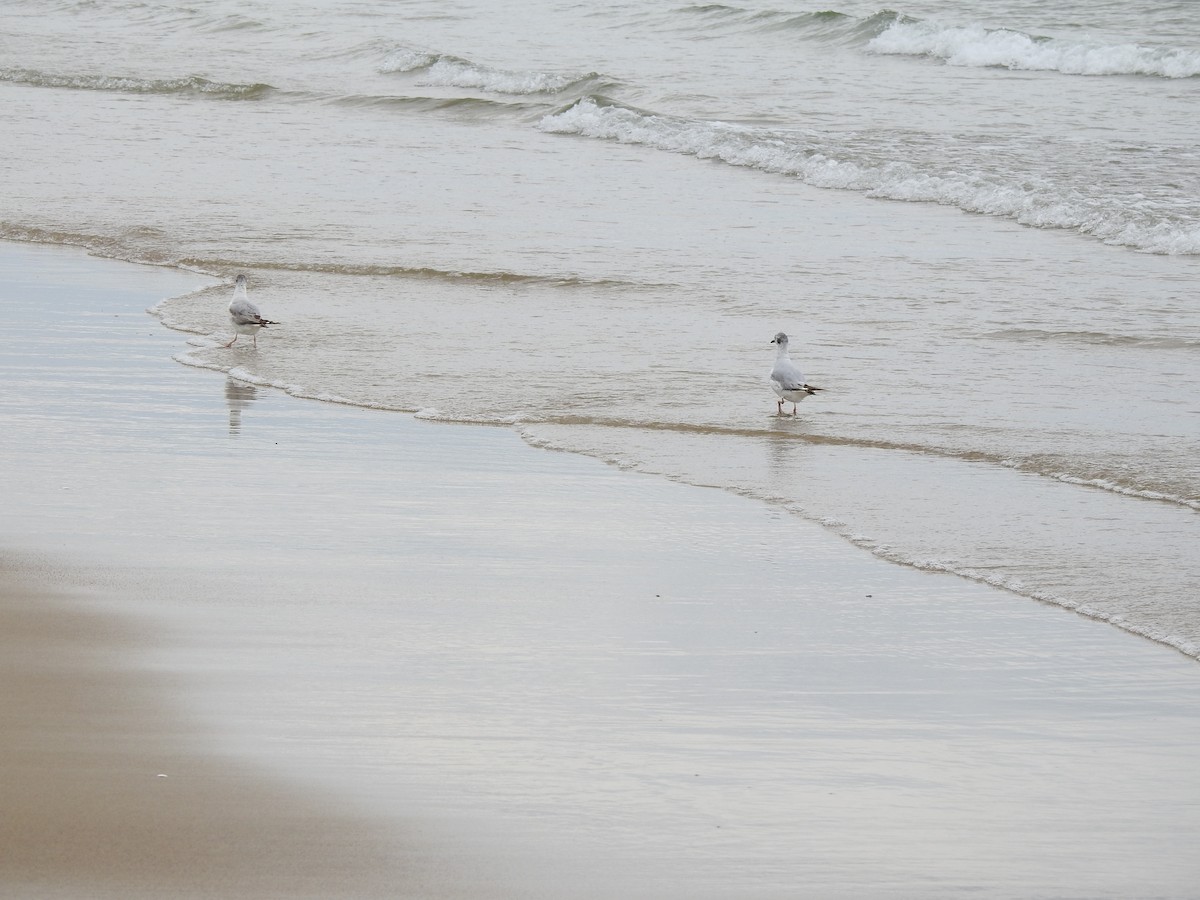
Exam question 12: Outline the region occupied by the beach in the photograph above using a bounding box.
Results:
[4,0,1200,656]
[4,0,1199,893]
[3,241,1199,898]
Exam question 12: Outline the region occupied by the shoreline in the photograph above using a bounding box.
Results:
[142,242,1200,664]
[11,236,1200,662]
[3,240,1200,898]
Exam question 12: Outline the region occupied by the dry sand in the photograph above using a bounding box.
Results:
[0,566,466,900]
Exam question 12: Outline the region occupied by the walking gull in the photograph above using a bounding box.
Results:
[769,332,822,415]
[224,275,278,348]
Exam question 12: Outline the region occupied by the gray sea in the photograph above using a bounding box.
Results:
[2,0,1198,656]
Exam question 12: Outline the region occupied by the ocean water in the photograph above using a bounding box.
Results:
[2,0,1198,656]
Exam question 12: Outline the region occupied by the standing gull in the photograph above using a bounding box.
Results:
[224,274,278,348]
[769,332,822,415]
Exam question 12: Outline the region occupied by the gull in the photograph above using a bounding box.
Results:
[223,275,278,348]
[769,332,822,415]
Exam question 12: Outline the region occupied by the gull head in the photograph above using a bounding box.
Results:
[771,332,789,346]
[235,274,248,286]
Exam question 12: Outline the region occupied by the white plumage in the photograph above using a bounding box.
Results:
[769,331,822,415]
[223,275,279,348]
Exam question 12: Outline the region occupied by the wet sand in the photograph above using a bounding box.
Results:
[0,568,463,900]
[0,246,514,899]
[3,241,1200,899]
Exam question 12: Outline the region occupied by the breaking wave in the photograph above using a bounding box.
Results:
[868,17,1200,78]
[379,47,611,95]
[539,97,1200,255]
[670,5,1200,79]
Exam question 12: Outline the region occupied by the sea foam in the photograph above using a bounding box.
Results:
[868,20,1200,78]
[539,98,1200,254]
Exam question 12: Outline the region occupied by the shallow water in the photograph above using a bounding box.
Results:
[1,0,1197,655]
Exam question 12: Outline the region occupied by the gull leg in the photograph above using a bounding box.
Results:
[776,399,784,416]
[252,333,258,348]
[791,402,798,416]
[223,334,238,348]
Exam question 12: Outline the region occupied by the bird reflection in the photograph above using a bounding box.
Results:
[766,414,810,482]
[225,377,258,435]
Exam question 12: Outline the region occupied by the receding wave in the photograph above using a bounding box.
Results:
[0,221,188,267]
[155,332,1200,661]
[516,422,1199,659]
[0,220,654,290]
[452,412,1200,512]
[167,340,411,412]
[868,18,1200,78]
[1038,472,1200,511]
[857,539,1200,660]
[0,66,272,98]
[379,46,614,96]
[172,257,642,289]
[539,97,1200,255]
